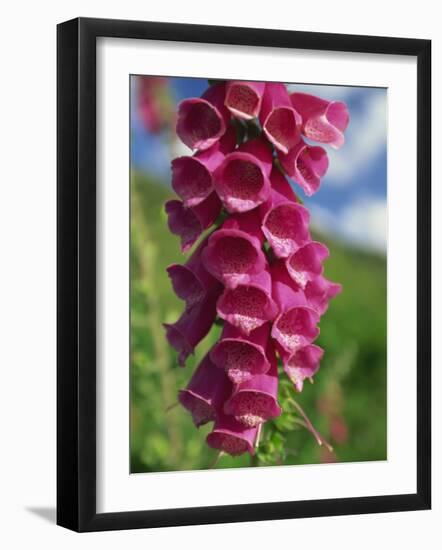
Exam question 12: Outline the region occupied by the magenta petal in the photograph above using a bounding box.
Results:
[259,83,302,154]
[225,81,265,120]
[213,138,273,213]
[304,275,342,315]
[176,83,230,150]
[171,126,236,207]
[206,412,258,456]
[210,323,270,384]
[217,267,278,335]
[167,239,218,308]
[224,342,281,427]
[202,210,266,289]
[165,193,221,253]
[271,261,319,353]
[260,169,310,258]
[178,353,231,427]
[279,139,329,196]
[164,285,221,367]
[285,241,329,289]
[278,343,324,392]
[290,92,349,149]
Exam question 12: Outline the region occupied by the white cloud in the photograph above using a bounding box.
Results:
[310,197,387,254]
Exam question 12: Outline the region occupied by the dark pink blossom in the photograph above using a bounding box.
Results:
[278,343,324,392]
[304,275,342,315]
[165,193,221,253]
[224,342,281,427]
[259,83,302,154]
[285,241,329,289]
[178,353,231,427]
[164,285,221,367]
[216,267,278,335]
[211,323,270,384]
[171,126,236,207]
[279,139,329,196]
[167,239,218,309]
[260,169,310,258]
[202,210,266,289]
[290,92,349,149]
[176,82,230,150]
[213,138,273,213]
[225,81,265,120]
[271,261,320,353]
[206,412,258,456]
[137,77,171,133]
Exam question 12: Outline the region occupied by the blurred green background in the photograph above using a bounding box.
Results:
[130,172,386,473]
[130,76,387,473]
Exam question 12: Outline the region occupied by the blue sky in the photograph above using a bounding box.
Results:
[131,77,387,254]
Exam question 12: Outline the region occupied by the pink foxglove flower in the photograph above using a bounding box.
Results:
[211,323,270,384]
[224,343,281,427]
[213,138,273,213]
[171,126,236,207]
[260,169,310,258]
[304,275,342,315]
[225,81,265,120]
[207,412,258,456]
[176,82,230,150]
[165,193,221,253]
[178,353,231,427]
[137,77,171,133]
[202,210,266,289]
[259,83,302,154]
[290,92,350,149]
[278,343,324,392]
[164,80,348,458]
[279,139,329,196]
[216,266,278,335]
[271,261,320,353]
[167,239,219,308]
[285,241,329,289]
[164,285,221,367]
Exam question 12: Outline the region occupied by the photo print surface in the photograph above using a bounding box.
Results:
[130,76,387,473]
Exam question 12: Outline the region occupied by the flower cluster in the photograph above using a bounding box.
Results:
[137,76,174,134]
[164,81,349,457]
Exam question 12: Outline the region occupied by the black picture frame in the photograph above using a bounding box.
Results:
[57,17,431,532]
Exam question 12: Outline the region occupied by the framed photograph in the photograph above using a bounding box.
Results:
[57,17,431,532]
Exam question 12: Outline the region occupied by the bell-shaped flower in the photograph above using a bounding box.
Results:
[271,261,320,353]
[290,92,349,149]
[176,82,230,150]
[224,342,282,427]
[259,82,302,154]
[167,239,219,309]
[210,323,270,384]
[206,412,258,456]
[304,275,342,315]
[278,343,324,392]
[171,126,236,207]
[224,80,265,120]
[216,267,278,335]
[279,139,329,196]
[260,169,310,258]
[202,210,266,289]
[213,138,273,213]
[165,192,221,253]
[178,353,231,427]
[285,241,329,289]
[164,285,221,367]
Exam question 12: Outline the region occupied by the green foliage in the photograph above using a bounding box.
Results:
[130,171,387,473]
